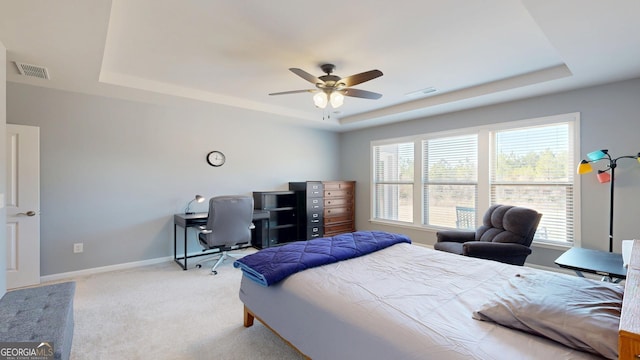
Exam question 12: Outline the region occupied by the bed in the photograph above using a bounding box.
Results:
[237,233,640,359]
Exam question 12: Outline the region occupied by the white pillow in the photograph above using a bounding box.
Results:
[473,272,623,359]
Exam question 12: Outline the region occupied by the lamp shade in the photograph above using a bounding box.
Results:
[330,92,344,108]
[587,149,607,161]
[577,160,593,174]
[597,170,611,183]
[313,92,328,109]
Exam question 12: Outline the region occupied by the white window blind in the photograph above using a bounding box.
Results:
[491,123,574,243]
[373,142,414,222]
[423,135,478,228]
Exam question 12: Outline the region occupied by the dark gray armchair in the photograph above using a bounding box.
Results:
[434,204,542,266]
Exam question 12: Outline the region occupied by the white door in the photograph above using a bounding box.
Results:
[6,124,40,289]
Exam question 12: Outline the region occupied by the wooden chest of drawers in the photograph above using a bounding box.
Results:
[322,181,355,237]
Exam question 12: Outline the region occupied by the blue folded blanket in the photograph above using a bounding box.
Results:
[233,231,411,286]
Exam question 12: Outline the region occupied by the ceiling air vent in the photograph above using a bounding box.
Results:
[405,87,437,98]
[14,62,50,80]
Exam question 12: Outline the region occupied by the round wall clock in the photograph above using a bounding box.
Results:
[206,151,226,167]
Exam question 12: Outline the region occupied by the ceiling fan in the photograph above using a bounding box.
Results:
[269,64,383,109]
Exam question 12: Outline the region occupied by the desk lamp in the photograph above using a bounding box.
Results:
[185,194,205,215]
[577,149,640,252]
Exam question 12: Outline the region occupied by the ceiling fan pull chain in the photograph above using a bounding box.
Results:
[323,108,330,121]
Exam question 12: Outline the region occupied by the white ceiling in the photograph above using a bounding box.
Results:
[1,0,639,131]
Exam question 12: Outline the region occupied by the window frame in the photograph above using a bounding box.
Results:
[370,112,581,248]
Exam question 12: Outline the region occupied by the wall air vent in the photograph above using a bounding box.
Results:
[14,62,50,80]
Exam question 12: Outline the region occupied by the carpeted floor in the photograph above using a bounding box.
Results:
[66,254,304,360]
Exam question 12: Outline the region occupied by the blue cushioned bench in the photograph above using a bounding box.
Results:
[0,282,76,360]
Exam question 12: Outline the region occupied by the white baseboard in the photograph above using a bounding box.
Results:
[40,256,174,283]
[413,242,434,249]
[39,248,599,283]
[414,242,599,278]
[525,262,566,273]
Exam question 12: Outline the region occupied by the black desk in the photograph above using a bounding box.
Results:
[554,247,626,282]
[173,210,269,270]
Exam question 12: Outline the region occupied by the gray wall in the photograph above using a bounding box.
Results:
[6,76,640,277]
[340,77,640,268]
[7,83,340,276]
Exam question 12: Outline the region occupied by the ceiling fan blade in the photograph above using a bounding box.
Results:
[269,89,316,96]
[343,88,382,100]
[289,68,322,85]
[339,69,383,87]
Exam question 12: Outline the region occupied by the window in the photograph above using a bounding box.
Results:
[371,113,579,245]
[491,123,575,243]
[423,134,478,228]
[372,142,414,223]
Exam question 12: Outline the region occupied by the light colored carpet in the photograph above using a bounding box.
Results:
[67,254,305,360]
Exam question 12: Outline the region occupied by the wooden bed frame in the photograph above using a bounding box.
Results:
[619,239,640,359]
[243,240,640,359]
[244,305,311,360]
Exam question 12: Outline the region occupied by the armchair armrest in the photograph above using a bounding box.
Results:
[436,230,475,243]
[462,242,532,266]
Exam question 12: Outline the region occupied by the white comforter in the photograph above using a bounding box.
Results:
[239,243,601,360]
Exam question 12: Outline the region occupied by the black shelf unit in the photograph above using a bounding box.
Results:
[253,191,299,248]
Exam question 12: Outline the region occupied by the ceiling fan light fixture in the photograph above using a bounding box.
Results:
[313,92,328,108]
[330,92,344,108]
[271,64,383,110]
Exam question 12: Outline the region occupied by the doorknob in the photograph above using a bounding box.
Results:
[17,211,37,216]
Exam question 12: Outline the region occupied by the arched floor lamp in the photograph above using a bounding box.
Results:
[577,149,640,252]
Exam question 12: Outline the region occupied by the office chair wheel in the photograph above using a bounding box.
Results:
[195,264,202,268]
[211,270,218,275]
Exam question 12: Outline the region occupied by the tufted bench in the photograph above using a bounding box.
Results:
[0,282,76,360]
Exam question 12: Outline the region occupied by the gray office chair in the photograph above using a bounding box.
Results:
[196,195,254,275]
